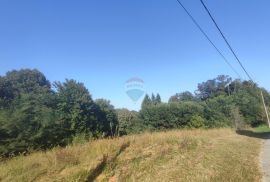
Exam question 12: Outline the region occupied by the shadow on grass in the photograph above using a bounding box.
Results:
[87,141,130,182]
[236,130,270,139]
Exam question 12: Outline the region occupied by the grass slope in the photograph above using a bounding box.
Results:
[0,129,263,182]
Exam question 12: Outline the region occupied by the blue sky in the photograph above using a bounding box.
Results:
[1,0,270,110]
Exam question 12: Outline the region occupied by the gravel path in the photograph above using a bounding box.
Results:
[261,138,270,182]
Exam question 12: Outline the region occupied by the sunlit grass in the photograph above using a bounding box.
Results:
[254,124,270,133]
[0,129,263,182]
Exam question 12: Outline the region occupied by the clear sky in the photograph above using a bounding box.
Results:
[1,0,270,110]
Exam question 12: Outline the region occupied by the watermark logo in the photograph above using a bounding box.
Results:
[125,77,145,103]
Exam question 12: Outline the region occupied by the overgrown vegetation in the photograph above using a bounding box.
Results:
[137,75,270,132]
[0,69,118,157]
[0,69,269,157]
[0,129,262,182]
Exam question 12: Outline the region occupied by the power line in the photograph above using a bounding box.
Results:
[199,0,270,127]
[175,0,242,79]
[199,0,253,82]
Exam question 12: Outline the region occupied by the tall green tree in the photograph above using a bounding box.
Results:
[0,69,59,156]
[196,75,232,100]
[54,79,97,137]
[151,93,156,104]
[155,93,161,104]
[5,69,51,95]
[141,94,151,108]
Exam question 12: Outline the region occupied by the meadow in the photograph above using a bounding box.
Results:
[0,128,263,182]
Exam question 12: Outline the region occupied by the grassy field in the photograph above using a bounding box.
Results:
[0,128,263,182]
[254,125,270,133]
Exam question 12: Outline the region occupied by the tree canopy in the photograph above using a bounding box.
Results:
[0,70,269,157]
[0,69,119,156]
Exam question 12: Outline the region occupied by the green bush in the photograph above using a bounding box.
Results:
[188,115,205,128]
[139,102,206,130]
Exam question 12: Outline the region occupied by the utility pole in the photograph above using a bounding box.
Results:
[260,90,270,127]
[198,0,270,128]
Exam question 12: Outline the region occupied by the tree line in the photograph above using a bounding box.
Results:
[0,70,269,157]
[122,75,270,133]
[0,69,117,156]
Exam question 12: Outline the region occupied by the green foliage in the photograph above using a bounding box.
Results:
[0,69,119,157]
[169,91,196,102]
[116,109,143,135]
[188,115,205,128]
[54,79,97,136]
[196,75,232,100]
[142,93,161,109]
[95,99,118,136]
[141,94,151,108]
[0,77,14,108]
[202,95,233,127]
[195,75,269,127]
[254,125,270,133]
[232,84,264,126]
[1,70,270,157]
[72,133,91,145]
[140,102,205,130]
[141,75,270,131]
[0,69,68,156]
[230,106,246,130]
[155,94,161,104]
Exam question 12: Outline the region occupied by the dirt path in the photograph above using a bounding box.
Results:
[261,138,270,182]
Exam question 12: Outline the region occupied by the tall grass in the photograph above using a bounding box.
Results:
[0,129,262,182]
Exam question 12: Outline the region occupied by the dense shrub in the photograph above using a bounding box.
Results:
[116,109,145,135]
[140,102,205,130]
[188,115,205,128]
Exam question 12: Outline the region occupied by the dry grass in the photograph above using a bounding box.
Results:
[0,129,263,182]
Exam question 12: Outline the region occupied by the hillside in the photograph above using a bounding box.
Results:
[0,129,262,182]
